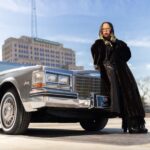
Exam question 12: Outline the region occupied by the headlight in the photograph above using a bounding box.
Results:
[32,71,45,88]
[46,73,57,83]
[58,75,70,85]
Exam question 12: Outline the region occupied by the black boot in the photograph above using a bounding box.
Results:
[128,126,140,133]
[129,126,148,134]
[128,117,148,134]
[138,125,148,133]
[122,117,128,133]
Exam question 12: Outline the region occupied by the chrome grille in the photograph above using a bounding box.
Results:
[74,75,101,99]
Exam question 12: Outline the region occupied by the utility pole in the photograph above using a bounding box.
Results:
[31,0,38,38]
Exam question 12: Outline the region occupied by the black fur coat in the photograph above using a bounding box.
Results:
[91,39,145,118]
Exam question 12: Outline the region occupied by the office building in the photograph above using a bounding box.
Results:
[2,36,83,70]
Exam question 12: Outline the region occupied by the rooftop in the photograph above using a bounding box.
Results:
[33,37,62,46]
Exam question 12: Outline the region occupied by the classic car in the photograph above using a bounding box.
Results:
[0,61,115,135]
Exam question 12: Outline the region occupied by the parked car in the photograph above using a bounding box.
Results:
[0,62,115,135]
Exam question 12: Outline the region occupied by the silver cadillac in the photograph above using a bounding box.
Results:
[0,62,112,134]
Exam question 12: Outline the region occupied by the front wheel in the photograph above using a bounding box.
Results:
[80,118,108,131]
[0,88,31,134]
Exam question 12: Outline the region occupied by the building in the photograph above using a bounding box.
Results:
[66,64,84,70]
[2,36,83,70]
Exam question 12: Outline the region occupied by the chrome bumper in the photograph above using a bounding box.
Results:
[23,95,91,112]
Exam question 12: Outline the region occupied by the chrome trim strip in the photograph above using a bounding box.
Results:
[30,92,77,99]
[30,89,77,98]
[44,68,73,80]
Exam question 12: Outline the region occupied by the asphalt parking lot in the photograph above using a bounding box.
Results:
[0,117,150,150]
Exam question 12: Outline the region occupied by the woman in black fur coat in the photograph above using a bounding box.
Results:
[91,22,148,133]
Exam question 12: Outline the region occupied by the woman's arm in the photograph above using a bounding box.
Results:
[91,42,99,69]
[91,40,103,70]
[115,40,131,62]
[91,40,100,70]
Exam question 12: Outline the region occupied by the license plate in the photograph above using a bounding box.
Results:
[96,95,110,108]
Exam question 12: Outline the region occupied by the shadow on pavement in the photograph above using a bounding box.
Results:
[0,127,150,146]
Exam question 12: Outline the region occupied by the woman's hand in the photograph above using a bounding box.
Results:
[94,65,101,71]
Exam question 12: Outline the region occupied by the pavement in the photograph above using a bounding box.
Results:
[0,118,150,150]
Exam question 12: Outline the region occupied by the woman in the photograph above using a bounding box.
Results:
[91,22,148,133]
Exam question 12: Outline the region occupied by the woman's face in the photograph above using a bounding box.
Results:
[101,23,112,38]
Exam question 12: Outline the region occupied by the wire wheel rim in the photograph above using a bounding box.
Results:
[1,93,17,129]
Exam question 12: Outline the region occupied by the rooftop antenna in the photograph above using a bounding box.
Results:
[31,0,38,39]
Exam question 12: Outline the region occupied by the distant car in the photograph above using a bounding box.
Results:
[0,62,114,135]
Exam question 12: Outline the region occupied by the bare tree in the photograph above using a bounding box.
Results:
[137,77,150,111]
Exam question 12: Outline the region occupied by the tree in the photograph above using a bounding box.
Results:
[137,77,150,112]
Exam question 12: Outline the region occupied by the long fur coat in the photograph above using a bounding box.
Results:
[91,39,145,118]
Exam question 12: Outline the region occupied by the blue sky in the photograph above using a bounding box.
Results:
[0,0,150,78]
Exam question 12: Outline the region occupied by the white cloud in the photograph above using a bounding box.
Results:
[89,62,94,67]
[38,0,103,17]
[0,0,45,17]
[127,37,150,48]
[131,63,150,79]
[0,0,30,14]
[49,35,93,44]
[76,51,84,56]
[127,62,136,70]
[146,64,150,69]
